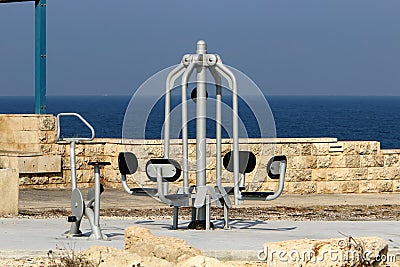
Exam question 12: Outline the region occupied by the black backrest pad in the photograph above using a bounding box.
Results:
[223,151,256,174]
[267,155,287,179]
[145,158,181,182]
[118,152,138,175]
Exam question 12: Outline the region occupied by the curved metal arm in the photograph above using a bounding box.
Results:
[156,167,173,205]
[56,113,95,142]
[215,62,240,205]
[265,162,286,201]
[181,62,196,194]
[209,67,229,197]
[121,174,133,195]
[164,63,186,158]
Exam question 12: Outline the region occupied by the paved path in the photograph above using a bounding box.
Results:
[0,218,399,260]
[3,189,397,260]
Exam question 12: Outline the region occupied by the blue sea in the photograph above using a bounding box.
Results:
[1,96,400,149]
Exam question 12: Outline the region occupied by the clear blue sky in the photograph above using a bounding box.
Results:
[0,0,399,96]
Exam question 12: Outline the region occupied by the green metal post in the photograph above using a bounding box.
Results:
[35,0,46,114]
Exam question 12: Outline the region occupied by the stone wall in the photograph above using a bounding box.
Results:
[1,114,399,194]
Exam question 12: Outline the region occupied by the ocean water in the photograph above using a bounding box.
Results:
[1,96,400,149]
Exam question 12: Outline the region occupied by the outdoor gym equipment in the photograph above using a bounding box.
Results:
[119,40,287,230]
[56,113,110,240]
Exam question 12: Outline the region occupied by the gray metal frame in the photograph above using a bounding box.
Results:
[121,40,286,231]
[57,113,108,240]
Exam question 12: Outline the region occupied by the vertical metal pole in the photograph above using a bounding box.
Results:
[70,141,77,190]
[196,40,207,221]
[94,165,101,227]
[35,0,46,114]
[164,64,185,159]
[181,63,195,194]
[172,206,179,230]
[215,75,222,189]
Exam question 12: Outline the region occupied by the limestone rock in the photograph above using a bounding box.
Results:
[124,226,202,263]
[262,236,388,267]
[177,255,229,267]
[80,246,173,267]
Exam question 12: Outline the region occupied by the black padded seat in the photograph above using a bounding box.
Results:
[223,151,256,174]
[145,158,181,182]
[118,152,138,175]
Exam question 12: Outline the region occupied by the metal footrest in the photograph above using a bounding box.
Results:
[240,191,274,198]
[130,188,158,196]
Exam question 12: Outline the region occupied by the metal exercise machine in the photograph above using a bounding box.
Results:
[57,113,110,240]
[119,41,287,230]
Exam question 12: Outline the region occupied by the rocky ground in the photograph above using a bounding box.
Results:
[16,204,400,221]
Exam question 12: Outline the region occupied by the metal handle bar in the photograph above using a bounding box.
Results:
[56,113,95,142]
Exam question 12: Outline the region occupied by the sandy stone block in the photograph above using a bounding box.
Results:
[381,167,399,180]
[62,157,71,170]
[288,156,306,169]
[49,175,65,184]
[19,175,31,185]
[21,117,40,131]
[286,169,312,182]
[360,155,376,167]
[40,144,52,154]
[18,157,38,173]
[286,181,316,194]
[30,175,49,185]
[103,168,121,183]
[317,155,332,168]
[0,169,19,215]
[331,155,346,168]
[377,180,393,192]
[311,143,329,156]
[118,144,148,159]
[259,180,279,192]
[14,130,39,144]
[1,116,23,131]
[104,144,117,156]
[359,180,379,193]
[39,116,56,131]
[394,180,400,192]
[340,181,359,193]
[375,155,384,167]
[311,169,327,181]
[206,157,216,170]
[350,168,368,180]
[345,155,361,168]
[342,142,358,155]
[281,144,301,156]
[359,141,379,155]
[37,155,61,173]
[144,145,164,158]
[0,156,10,169]
[261,144,278,155]
[301,143,312,155]
[46,132,57,144]
[367,167,385,180]
[76,170,94,183]
[384,154,399,167]
[316,181,340,194]
[330,168,350,181]
[85,144,104,157]
[0,131,15,143]
[306,156,317,169]
[63,170,72,184]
